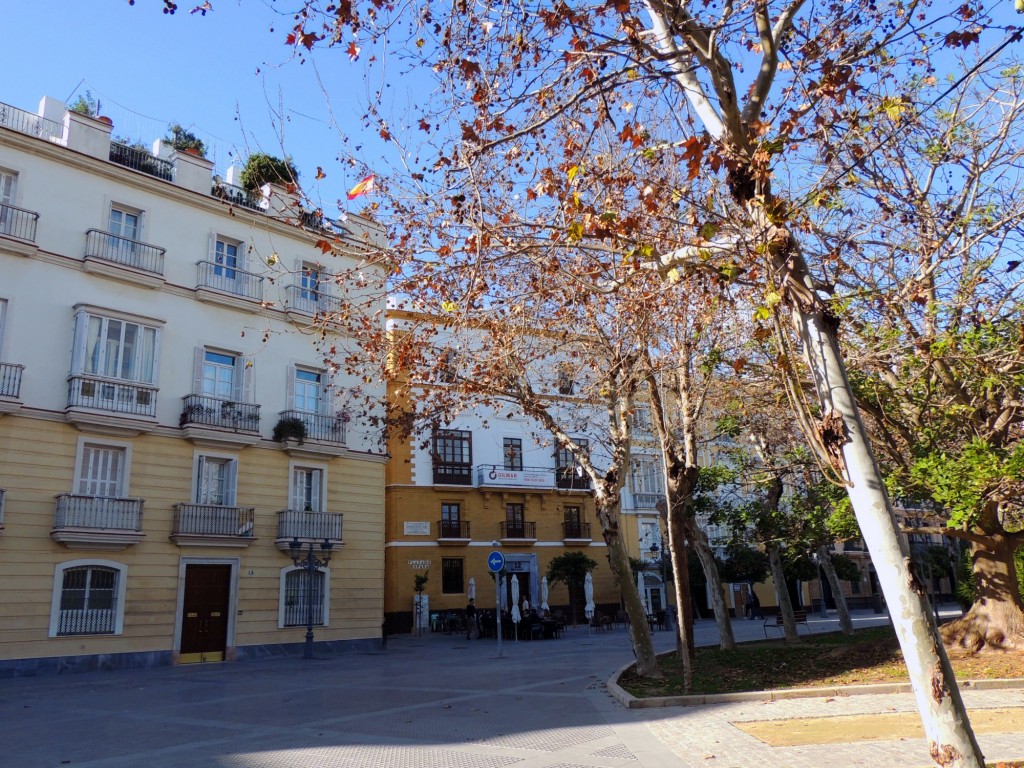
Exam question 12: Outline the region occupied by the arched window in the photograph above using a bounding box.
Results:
[50,560,127,637]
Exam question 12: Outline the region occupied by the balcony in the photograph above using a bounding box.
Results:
[195,260,265,311]
[274,410,347,458]
[180,394,261,449]
[211,179,264,212]
[275,509,343,552]
[284,285,344,322]
[51,494,145,550]
[631,492,663,510]
[556,467,592,491]
[83,229,166,287]
[562,521,592,543]
[0,362,24,416]
[500,520,537,544]
[65,375,158,436]
[172,503,255,547]
[0,101,63,142]
[109,141,174,182]
[437,519,471,545]
[434,463,474,486]
[0,202,40,254]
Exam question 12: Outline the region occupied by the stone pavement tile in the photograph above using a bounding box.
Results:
[642,689,1024,768]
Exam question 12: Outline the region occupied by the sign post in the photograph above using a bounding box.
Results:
[487,549,505,658]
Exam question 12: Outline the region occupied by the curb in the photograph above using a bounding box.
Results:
[607,662,1024,709]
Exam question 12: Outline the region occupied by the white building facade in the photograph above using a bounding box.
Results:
[0,96,387,674]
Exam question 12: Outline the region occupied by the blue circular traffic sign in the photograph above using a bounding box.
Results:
[487,550,505,573]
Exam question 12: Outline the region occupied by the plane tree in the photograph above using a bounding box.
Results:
[277,0,1013,761]
[808,57,1024,652]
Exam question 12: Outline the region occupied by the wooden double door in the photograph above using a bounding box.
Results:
[179,564,232,663]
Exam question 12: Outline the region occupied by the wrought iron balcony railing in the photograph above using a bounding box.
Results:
[0,362,24,398]
[556,468,592,491]
[433,463,474,486]
[276,509,343,541]
[211,180,264,212]
[0,203,39,242]
[109,141,174,181]
[54,494,144,531]
[437,520,471,539]
[285,285,344,317]
[196,260,264,301]
[173,503,255,538]
[180,394,260,432]
[84,229,165,275]
[500,521,537,539]
[631,492,663,509]
[277,409,345,443]
[67,375,158,417]
[0,101,63,142]
[562,521,591,540]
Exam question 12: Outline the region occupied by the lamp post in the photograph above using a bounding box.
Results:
[289,537,333,659]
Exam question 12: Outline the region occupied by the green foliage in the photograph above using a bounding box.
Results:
[830,553,862,583]
[910,438,1023,529]
[955,548,975,610]
[272,416,307,445]
[783,553,818,582]
[546,551,597,588]
[165,123,206,156]
[69,90,98,117]
[240,152,299,191]
[718,545,769,584]
[414,571,429,593]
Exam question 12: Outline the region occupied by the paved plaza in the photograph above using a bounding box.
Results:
[2,609,1020,768]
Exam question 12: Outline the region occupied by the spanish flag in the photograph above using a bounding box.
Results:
[347,174,375,200]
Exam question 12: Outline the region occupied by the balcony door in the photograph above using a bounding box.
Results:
[440,502,461,538]
[179,564,231,663]
[76,443,125,498]
[505,503,525,538]
[196,456,236,507]
[202,351,237,400]
[0,170,15,235]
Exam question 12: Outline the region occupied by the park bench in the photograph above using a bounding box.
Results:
[763,609,809,638]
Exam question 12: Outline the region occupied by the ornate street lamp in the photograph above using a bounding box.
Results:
[289,537,333,659]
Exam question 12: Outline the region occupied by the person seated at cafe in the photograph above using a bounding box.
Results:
[525,608,542,639]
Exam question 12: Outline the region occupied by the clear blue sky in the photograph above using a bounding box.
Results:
[2,1,386,213]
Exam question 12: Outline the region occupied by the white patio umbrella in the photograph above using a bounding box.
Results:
[511,575,521,640]
[467,577,476,601]
[540,576,550,613]
[522,597,530,612]
[584,572,595,620]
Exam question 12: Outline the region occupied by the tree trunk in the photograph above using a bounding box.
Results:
[667,512,695,660]
[608,534,660,677]
[778,243,985,766]
[818,545,854,636]
[767,543,800,642]
[687,517,736,650]
[595,492,660,677]
[666,508,693,690]
[942,533,1024,652]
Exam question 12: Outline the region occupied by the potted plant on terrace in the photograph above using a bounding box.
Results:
[273,415,307,445]
[165,123,206,157]
[240,152,299,191]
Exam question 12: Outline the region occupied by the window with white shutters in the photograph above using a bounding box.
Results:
[76,443,126,497]
[291,467,323,512]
